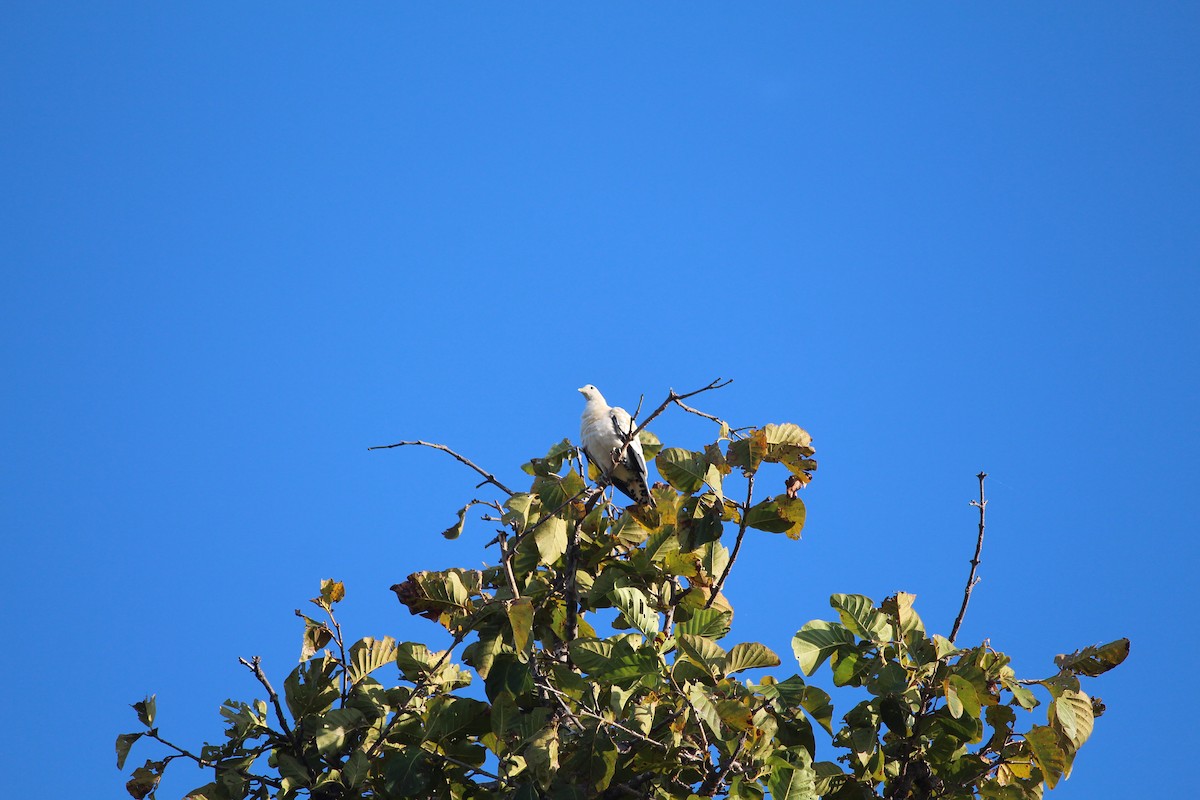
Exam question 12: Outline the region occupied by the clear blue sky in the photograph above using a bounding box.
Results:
[4,4,1197,797]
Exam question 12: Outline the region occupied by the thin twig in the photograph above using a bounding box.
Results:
[325,609,348,702]
[367,440,514,496]
[706,473,755,608]
[435,752,509,783]
[540,683,668,750]
[698,731,749,796]
[627,378,733,443]
[144,731,213,768]
[238,656,297,749]
[672,398,739,437]
[949,472,988,644]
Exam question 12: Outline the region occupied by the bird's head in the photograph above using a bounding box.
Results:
[578,384,604,403]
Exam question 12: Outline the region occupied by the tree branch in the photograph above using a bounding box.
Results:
[949,472,988,644]
[706,473,754,608]
[627,378,733,441]
[367,440,514,496]
[237,655,298,750]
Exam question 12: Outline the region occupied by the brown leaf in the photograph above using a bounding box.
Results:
[785,475,803,499]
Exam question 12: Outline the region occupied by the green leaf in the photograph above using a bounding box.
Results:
[726,642,781,675]
[932,634,960,660]
[677,634,728,677]
[563,728,618,792]
[523,438,575,477]
[764,423,813,448]
[508,597,535,657]
[1054,638,1130,677]
[727,429,768,474]
[441,504,470,539]
[638,430,663,461]
[792,620,855,675]
[767,752,817,800]
[384,748,428,797]
[568,638,615,674]
[656,448,708,494]
[526,723,560,788]
[717,699,755,731]
[829,594,890,643]
[115,732,142,770]
[348,636,398,684]
[316,708,365,757]
[688,683,722,736]
[609,587,660,637]
[948,674,981,720]
[675,606,732,638]
[533,515,569,565]
[343,750,370,788]
[800,686,835,734]
[284,654,339,719]
[1025,724,1069,789]
[1002,677,1039,711]
[1051,689,1094,749]
[881,592,925,637]
[425,696,490,742]
[533,470,586,511]
[503,493,536,531]
[743,495,806,538]
[132,695,156,728]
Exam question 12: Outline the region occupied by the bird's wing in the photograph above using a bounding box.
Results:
[608,406,649,477]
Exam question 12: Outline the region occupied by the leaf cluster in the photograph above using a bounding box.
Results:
[118,406,1126,800]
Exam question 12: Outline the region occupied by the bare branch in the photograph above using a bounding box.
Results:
[949,472,988,644]
[367,440,514,496]
[627,378,733,442]
[706,473,755,608]
[671,398,738,437]
[238,655,297,749]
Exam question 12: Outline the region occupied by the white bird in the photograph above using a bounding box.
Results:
[578,385,656,508]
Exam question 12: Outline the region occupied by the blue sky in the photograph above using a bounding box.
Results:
[4,3,1197,797]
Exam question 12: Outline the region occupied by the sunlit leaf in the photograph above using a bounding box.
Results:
[792,620,855,675]
[726,642,781,675]
[131,695,156,729]
[533,515,569,565]
[348,636,398,684]
[675,606,732,638]
[727,429,768,474]
[1025,725,1069,789]
[688,683,722,736]
[609,587,660,637]
[656,448,708,494]
[1052,689,1094,749]
[829,594,890,643]
[743,496,806,538]
[638,430,663,461]
[441,504,470,539]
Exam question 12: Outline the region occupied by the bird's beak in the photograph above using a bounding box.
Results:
[577,386,587,395]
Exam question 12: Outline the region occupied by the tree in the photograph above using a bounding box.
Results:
[117,381,1128,800]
